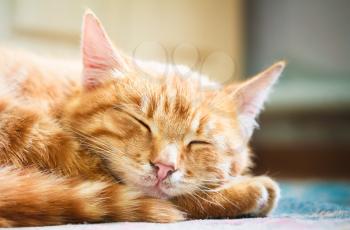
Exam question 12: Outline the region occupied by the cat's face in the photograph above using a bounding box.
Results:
[64,11,285,199]
[67,73,251,198]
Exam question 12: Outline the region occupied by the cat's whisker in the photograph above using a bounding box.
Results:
[68,124,148,156]
[188,193,205,212]
[194,191,226,210]
[66,125,124,154]
[197,184,240,209]
[178,182,229,210]
[66,126,111,148]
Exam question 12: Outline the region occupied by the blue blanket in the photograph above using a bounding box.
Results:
[275,181,350,219]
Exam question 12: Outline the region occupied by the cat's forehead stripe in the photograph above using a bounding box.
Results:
[190,112,201,132]
[204,119,216,135]
[140,95,149,113]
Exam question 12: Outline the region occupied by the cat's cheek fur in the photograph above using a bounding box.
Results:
[160,170,185,196]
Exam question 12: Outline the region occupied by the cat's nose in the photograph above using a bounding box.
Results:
[153,162,175,182]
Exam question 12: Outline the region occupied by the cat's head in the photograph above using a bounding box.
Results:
[64,11,285,199]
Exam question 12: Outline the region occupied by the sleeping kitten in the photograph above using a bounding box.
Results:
[0,11,285,227]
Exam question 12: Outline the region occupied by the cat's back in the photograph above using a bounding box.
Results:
[0,48,81,111]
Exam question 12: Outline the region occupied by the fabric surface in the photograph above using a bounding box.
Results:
[9,181,350,230]
[276,181,350,219]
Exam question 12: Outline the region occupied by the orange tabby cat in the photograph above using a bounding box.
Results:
[0,11,285,227]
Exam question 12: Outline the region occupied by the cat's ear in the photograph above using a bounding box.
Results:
[81,10,129,89]
[227,61,286,139]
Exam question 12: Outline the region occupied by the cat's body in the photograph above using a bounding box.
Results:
[0,11,284,227]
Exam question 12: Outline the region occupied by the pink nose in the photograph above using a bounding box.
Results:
[153,162,175,182]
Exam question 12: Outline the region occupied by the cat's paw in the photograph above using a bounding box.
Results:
[142,198,186,223]
[111,186,186,223]
[246,176,280,216]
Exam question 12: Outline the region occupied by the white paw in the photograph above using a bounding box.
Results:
[252,184,269,214]
[249,177,280,216]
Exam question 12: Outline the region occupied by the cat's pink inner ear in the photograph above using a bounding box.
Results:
[81,10,127,89]
[231,61,286,138]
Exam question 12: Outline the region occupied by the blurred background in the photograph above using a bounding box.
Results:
[0,0,349,180]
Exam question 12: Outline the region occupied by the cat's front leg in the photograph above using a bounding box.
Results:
[172,176,280,219]
[0,167,185,227]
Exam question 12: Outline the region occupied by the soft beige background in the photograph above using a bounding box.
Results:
[0,0,244,82]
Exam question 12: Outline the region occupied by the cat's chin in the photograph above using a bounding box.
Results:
[141,186,172,199]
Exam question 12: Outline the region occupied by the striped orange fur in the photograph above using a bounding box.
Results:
[0,10,285,226]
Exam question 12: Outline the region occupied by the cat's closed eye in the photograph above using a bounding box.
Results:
[113,106,151,133]
[128,114,151,133]
[187,140,211,147]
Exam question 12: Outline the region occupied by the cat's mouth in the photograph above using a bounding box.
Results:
[141,183,172,199]
[142,183,171,199]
